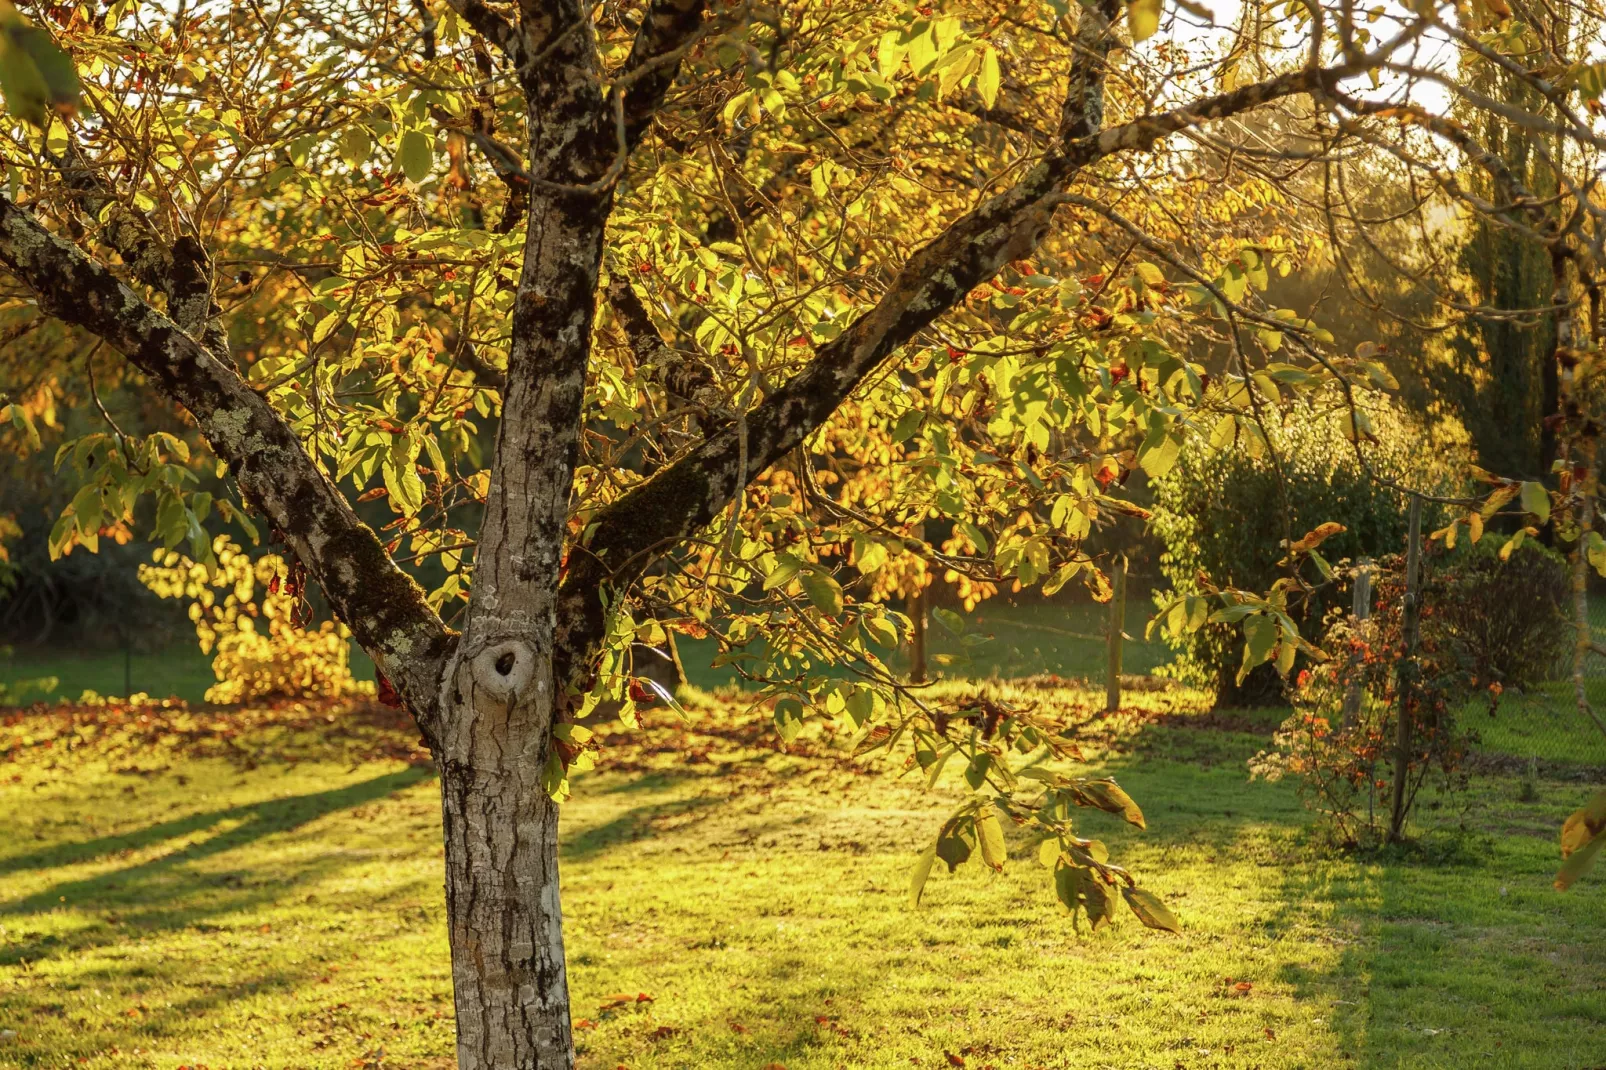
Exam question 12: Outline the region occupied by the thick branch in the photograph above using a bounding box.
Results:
[614,0,708,151]
[0,195,454,726]
[553,60,1369,684]
[606,276,714,402]
[52,141,231,361]
[443,0,526,67]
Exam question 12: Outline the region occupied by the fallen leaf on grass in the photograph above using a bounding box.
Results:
[945,1052,966,1067]
[573,1018,598,1031]
[649,1025,677,1040]
[728,1021,749,1033]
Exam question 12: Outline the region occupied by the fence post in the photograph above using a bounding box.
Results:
[1341,558,1372,728]
[1106,555,1127,713]
[909,585,928,685]
[1388,495,1424,843]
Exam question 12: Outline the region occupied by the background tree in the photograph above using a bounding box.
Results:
[1,0,1604,1067]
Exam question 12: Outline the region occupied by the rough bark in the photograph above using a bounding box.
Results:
[0,194,454,721]
[427,4,715,1065]
[437,681,571,1069]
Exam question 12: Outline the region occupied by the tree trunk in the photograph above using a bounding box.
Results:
[438,642,574,1069]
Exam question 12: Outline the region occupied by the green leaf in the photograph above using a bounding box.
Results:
[383,458,425,515]
[1054,862,1084,914]
[763,552,803,591]
[68,483,102,538]
[338,125,371,168]
[845,685,876,727]
[1127,0,1162,42]
[398,129,434,183]
[542,751,569,803]
[552,723,593,745]
[1122,886,1182,933]
[935,813,976,871]
[963,751,992,791]
[1243,613,1277,668]
[891,408,925,443]
[1077,779,1146,829]
[799,569,844,616]
[933,606,965,635]
[862,613,899,648]
[1275,635,1297,676]
[976,803,1007,871]
[909,845,937,907]
[1520,480,1550,524]
[1083,872,1115,929]
[877,31,906,79]
[312,309,342,344]
[0,19,80,126]
[773,696,805,743]
[1138,424,1181,478]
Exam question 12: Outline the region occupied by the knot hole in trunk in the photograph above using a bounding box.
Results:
[468,639,536,703]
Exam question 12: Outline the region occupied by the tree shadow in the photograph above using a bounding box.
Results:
[2,765,435,962]
[560,791,726,862]
[1262,777,1606,1067]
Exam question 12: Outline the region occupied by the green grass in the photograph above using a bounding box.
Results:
[1471,683,1606,766]
[3,685,1604,1069]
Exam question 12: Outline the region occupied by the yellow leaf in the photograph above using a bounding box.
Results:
[312,310,341,343]
[1128,0,1162,42]
[977,45,1000,109]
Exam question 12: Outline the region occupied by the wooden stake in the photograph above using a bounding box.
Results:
[1106,555,1127,713]
[1389,496,1423,843]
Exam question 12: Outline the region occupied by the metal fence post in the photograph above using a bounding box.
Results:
[1389,495,1424,843]
[1106,555,1127,713]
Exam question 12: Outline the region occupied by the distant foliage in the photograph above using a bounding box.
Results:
[1151,389,1460,704]
[139,538,370,705]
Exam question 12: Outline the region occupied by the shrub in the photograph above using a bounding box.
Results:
[1151,388,1462,704]
[1250,555,1482,845]
[1426,538,1568,688]
[139,538,372,705]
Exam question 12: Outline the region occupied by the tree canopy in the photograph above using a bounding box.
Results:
[1,0,1604,1065]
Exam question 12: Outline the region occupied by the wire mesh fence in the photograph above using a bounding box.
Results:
[1450,580,1606,776]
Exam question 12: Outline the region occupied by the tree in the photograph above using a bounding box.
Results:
[2,0,1605,1066]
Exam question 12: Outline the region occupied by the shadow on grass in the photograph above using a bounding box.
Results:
[2,765,434,880]
[561,789,726,862]
[1263,777,1606,1068]
[1,765,435,962]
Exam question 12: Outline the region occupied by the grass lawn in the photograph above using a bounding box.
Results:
[1473,683,1606,767]
[2,683,1604,1069]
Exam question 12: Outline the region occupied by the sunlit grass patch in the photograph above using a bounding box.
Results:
[1,685,1603,1069]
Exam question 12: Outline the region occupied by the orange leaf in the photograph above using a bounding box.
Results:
[1287,522,1345,555]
